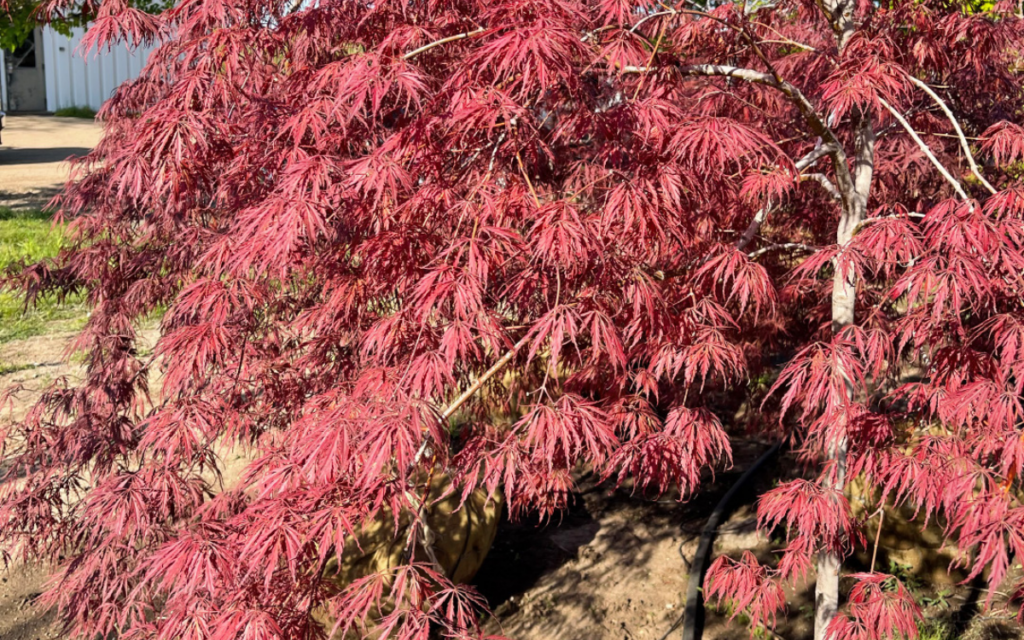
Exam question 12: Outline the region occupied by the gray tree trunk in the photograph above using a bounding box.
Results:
[814,110,874,640]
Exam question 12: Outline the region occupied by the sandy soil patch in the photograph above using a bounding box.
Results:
[0,115,102,211]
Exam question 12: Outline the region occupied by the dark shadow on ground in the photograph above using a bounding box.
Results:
[0,187,61,211]
[952,574,987,638]
[0,148,91,165]
[473,490,600,607]
[474,439,799,639]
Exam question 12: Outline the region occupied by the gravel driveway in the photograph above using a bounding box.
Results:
[0,114,102,211]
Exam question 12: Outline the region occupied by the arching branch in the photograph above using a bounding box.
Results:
[802,173,842,201]
[906,75,997,195]
[879,97,970,201]
[677,63,856,203]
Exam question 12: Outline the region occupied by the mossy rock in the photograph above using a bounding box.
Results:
[847,477,966,586]
[313,472,502,637]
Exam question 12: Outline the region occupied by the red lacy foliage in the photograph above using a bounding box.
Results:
[707,551,787,631]
[4,0,1024,637]
[825,574,921,640]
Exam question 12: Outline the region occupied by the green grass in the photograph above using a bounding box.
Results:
[52,105,97,119]
[0,361,34,376]
[917,620,953,640]
[0,207,87,345]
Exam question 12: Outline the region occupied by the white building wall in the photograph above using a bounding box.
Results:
[40,26,156,113]
[0,49,7,111]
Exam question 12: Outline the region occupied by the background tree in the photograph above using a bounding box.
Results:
[1,0,46,52]
[0,0,170,52]
[4,0,1024,638]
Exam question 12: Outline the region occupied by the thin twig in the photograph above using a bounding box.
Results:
[515,151,542,206]
[748,20,817,51]
[633,19,670,99]
[930,132,983,140]
[631,8,677,32]
[852,211,925,235]
[870,508,884,573]
[441,335,529,421]
[411,334,531,466]
[403,27,485,60]
[734,143,836,253]
[401,487,446,573]
[748,242,817,260]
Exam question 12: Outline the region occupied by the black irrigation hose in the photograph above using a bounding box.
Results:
[660,442,783,640]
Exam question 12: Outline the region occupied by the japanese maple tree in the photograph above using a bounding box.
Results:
[5,0,1024,636]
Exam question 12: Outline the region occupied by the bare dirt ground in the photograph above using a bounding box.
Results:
[0,115,102,211]
[476,470,1024,640]
[476,441,798,640]
[1,331,86,640]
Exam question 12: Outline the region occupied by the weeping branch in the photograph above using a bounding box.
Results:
[905,75,997,195]
[879,96,970,201]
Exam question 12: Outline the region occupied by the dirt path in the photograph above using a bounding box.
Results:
[0,115,102,211]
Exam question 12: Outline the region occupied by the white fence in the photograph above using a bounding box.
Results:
[40,26,156,113]
[0,51,7,111]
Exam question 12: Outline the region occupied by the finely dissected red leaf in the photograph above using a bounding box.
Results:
[825,574,921,640]
[706,551,786,633]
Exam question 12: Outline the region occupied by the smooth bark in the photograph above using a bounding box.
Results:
[815,109,874,640]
